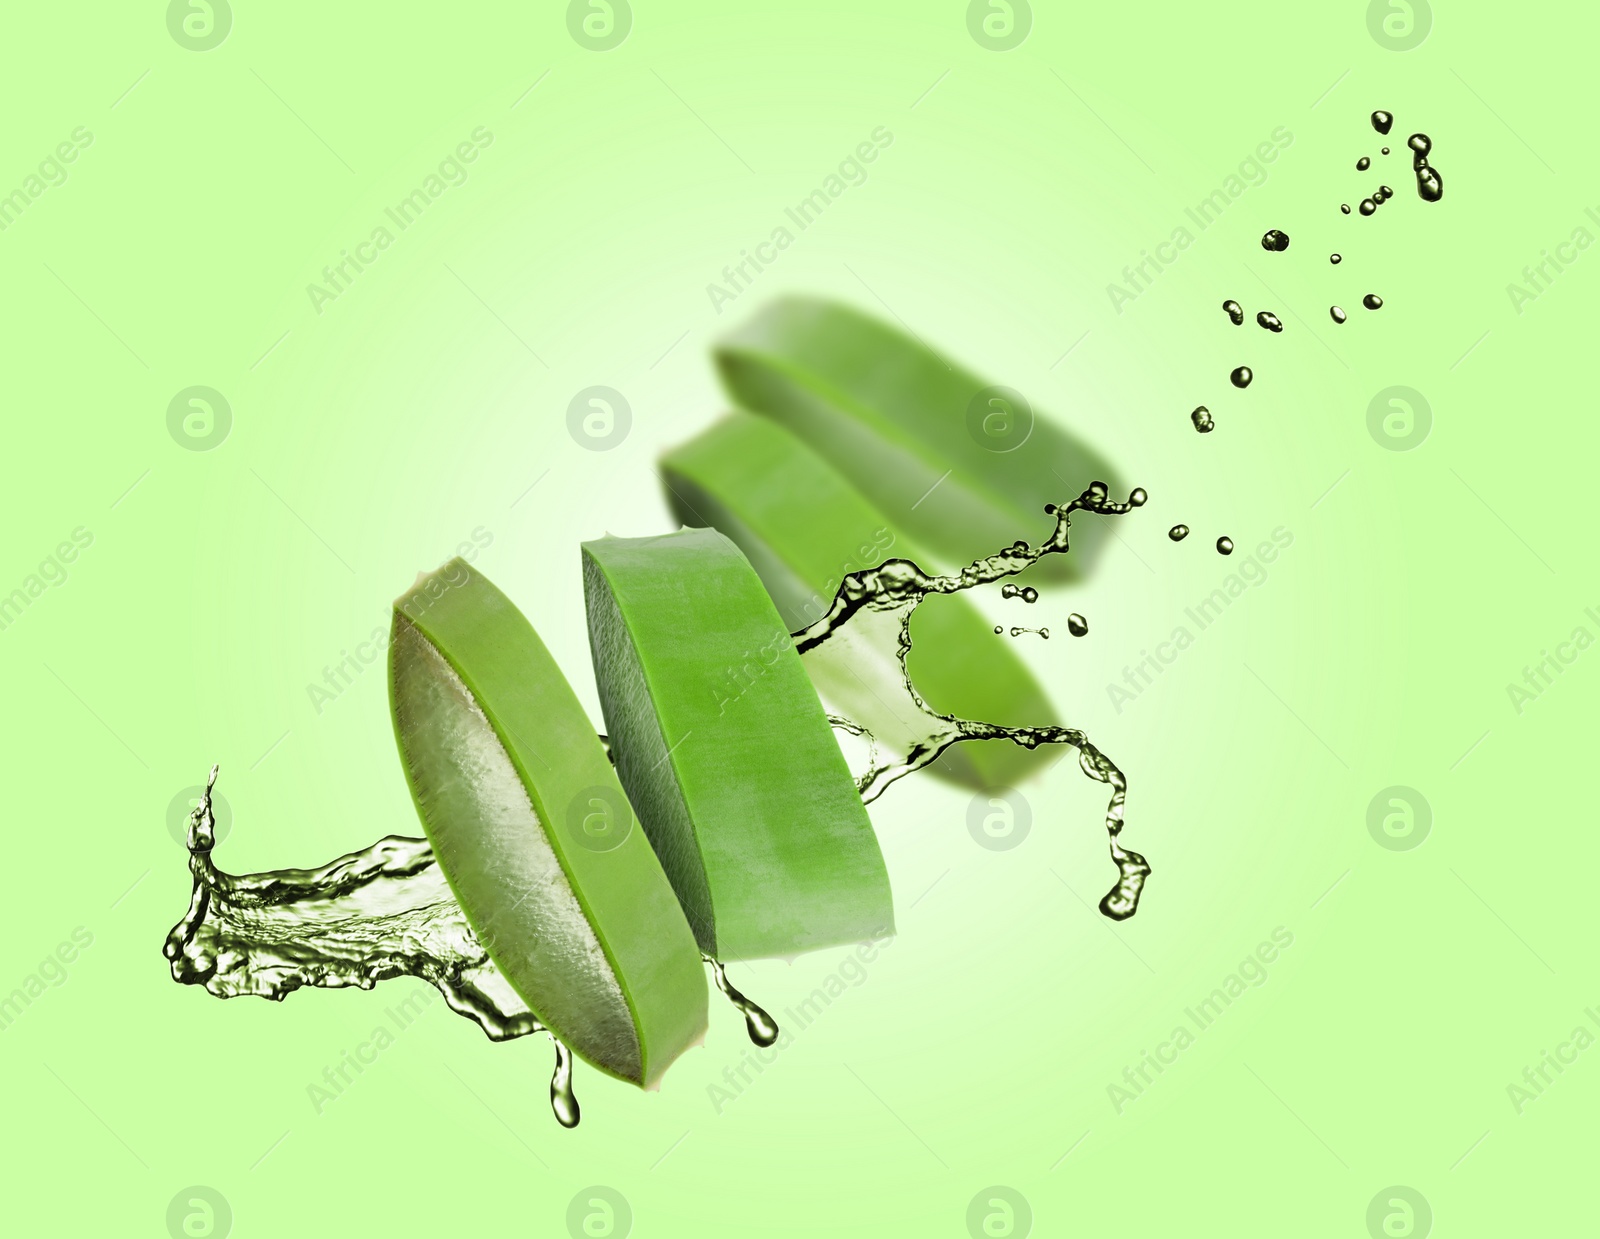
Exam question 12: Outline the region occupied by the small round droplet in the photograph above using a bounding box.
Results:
[1363,293,1383,310]
[1230,366,1253,389]
[1330,305,1347,323]
[1381,146,1390,156]
[1359,198,1377,215]
[1067,614,1088,637]
[1168,524,1189,541]
[1021,587,1038,603]
[1216,537,1234,555]
[1191,406,1214,433]
[1129,487,1148,507]
[1340,203,1352,215]
[1330,253,1342,264]
[1372,110,1394,135]
[1222,299,1244,325]
[993,625,1003,635]
[1378,184,1394,200]
[1356,156,1371,171]
[1256,311,1283,333]
[1261,229,1290,252]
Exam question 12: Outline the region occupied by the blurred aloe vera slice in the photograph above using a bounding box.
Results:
[389,560,707,1088]
[582,528,894,960]
[714,295,1120,575]
[661,412,1057,788]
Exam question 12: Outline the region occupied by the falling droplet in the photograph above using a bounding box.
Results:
[1129,488,1148,507]
[706,955,779,1047]
[1191,406,1215,433]
[1222,299,1244,325]
[1216,537,1234,555]
[550,1037,580,1128]
[1378,185,1394,201]
[1330,253,1342,264]
[1168,525,1189,542]
[1067,614,1088,637]
[1330,306,1347,323]
[1340,203,1352,215]
[1261,229,1290,252]
[1409,132,1443,202]
[1004,626,1049,639]
[1372,110,1394,135]
[1363,293,1383,310]
[1381,146,1391,156]
[1256,311,1283,333]
[1359,198,1377,216]
[993,625,1003,635]
[1022,587,1038,603]
[1000,584,1040,604]
[1356,156,1371,171]
[1230,366,1253,389]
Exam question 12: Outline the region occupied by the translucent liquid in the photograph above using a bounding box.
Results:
[166,486,1153,1125]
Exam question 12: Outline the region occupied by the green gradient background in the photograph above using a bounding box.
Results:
[2,3,1592,1235]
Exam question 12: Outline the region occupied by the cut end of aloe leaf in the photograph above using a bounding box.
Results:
[582,528,895,960]
[389,560,707,1088]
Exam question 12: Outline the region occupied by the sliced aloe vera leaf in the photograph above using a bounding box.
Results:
[714,295,1121,575]
[389,560,707,1088]
[582,528,895,960]
[660,412,1057,789]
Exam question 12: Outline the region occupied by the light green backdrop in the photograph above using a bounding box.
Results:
[1,2,1591,1235]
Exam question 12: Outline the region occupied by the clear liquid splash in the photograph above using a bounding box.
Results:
[164,767,780,1128]
[164,484,1154,1129]
[794,481,1151,920]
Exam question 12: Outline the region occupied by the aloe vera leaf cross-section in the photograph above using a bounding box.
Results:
[388,559,707,1088]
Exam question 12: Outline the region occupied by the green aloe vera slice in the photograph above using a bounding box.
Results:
[388,560,707,1088]
[714,295,1121,575]
[582,528,894,960]
[660,412,1057,788]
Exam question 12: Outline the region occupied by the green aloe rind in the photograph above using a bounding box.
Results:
[661,411,1059,788]
[582,528,895,960]
[388,559,708,1088]
[714,295,1121,576]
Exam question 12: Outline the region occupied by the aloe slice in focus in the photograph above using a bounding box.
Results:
[389,560,707,1088]
[660,412,1058,788]
[582,529,895,960]
[714,295,1121,575]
